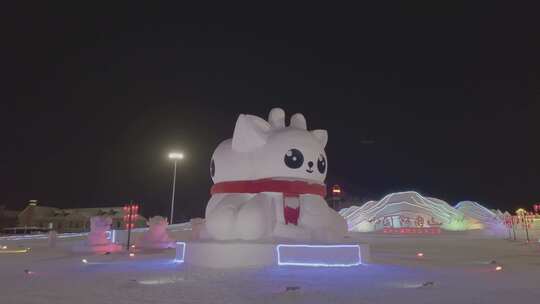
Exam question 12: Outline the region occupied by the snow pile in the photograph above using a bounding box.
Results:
[340,191,469,232]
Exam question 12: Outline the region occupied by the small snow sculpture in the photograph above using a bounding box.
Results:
[136,216,174,249]
[87,216,113,246]
[205,108,347,241]
[73,216,121,253]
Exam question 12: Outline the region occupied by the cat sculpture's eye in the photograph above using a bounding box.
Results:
[317,154,326,174]
[284,149,304,169]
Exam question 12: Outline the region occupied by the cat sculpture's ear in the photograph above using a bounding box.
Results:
[268,108,285,129]
[232,114,271,152]
[290,113,307,130]
[311,129,328,148]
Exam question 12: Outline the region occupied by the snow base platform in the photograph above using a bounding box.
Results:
[176,241,370,268]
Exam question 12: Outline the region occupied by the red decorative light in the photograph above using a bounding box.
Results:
[123,204,139,229]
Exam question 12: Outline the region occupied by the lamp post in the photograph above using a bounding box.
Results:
[168,152,184,224]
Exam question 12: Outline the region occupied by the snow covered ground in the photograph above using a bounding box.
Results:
[1,228,539,304]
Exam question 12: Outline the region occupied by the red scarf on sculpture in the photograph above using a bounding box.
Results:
[211,179,327,225]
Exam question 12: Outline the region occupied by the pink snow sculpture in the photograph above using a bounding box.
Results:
[87,216,113,246]
[73,216,122,253]
[136,216,174,249]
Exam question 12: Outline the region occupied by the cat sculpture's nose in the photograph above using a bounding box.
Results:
[307,161,314,168]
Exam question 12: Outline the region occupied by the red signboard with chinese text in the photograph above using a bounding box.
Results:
[383,227,441,234]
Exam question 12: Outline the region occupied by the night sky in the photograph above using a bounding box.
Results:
[2,3,538,219]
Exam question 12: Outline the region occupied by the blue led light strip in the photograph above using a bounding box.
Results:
[276,244,362,267]
[174,241,186,263]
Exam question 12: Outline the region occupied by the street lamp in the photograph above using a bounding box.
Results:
[168,152,184,224]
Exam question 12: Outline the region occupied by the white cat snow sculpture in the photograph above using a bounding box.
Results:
[205,108,347,241]
[136,216,174,249]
